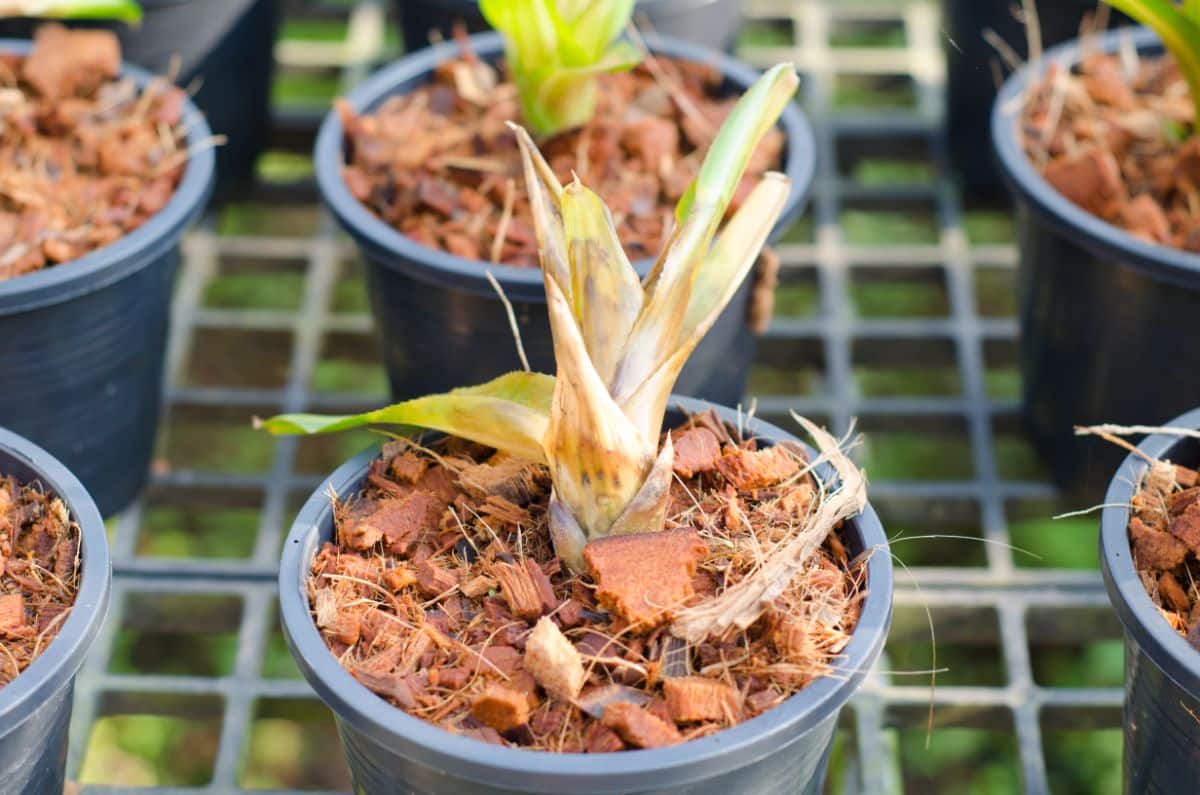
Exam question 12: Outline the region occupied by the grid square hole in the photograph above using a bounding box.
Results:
[80,692,224,787]
[218,200,323,238]
[964,205,1017,246]
[202,255,306,311]
[294,428,381,475]
[736,17,795,49]
[1041,707,1123,795]
[891,713,1022,795]
[838,134,933,186]
[109,593,242,676]
[159,404,278,474]
[773,266,820,318]
[1027,606,1124,688]
[240,698,352,790]
[183,327,294,389]
[875,496,986,567]
[313,331,388,397]
[992,416,1050,482]
[853,336,960,397]
[975,266,1017,318]
[849,266,948,316]
[333,257,371,314]
[745,336,826,398]
[834,74,917,111]
[887,605,1007,686]
[983,339,1021,402]
[829,17,906,48]
[263,600,303,679]
[842,204,939,247]
[858,415,974,480]
[1007,498,1100,570]
[137,486,261,559]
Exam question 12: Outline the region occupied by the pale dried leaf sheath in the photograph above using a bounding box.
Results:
[524,616,586,702]
[671,418,868,642]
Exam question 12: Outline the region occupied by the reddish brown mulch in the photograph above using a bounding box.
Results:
[307,412,865,752]
[1021,49,1200,250]
[0,475,81,689]
[338,40,785,267]
[1128,459,1200,650]
[0,24,190,281]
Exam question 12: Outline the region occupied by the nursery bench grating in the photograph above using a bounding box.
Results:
[63,1,1123,793]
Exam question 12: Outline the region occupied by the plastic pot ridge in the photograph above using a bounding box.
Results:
[992,26,1200,500]
[0,427,111,795]
[279,397,893,794]
[1100,407,1200,793]
[316,32,815,405]
[0,40,216,516]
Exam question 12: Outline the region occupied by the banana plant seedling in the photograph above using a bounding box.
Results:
[1103,0,1200,130]
[0,0,141,21]
[259,63,798,572]
[477,0,642,137]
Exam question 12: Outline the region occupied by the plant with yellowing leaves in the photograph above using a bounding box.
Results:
[258,63,798,572]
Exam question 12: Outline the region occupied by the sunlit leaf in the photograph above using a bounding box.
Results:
[257,372,554,464]
[0,0,142,21]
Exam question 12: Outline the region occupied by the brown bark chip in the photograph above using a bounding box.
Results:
[663,677,743,723]
[1169,502,1200,555]
[524,617,585,702]
[1043,147,1125,218]
[1159,572,1192,613]
[1119,195,1171,244]
[583,722,626,753]
[471,683,531,732]
[584,529,708,628]
[601,703,682,749]
[671,428,721,478]
[21,25,120,101]
[494,559,556,619]
[716,445,801,491]
[0,593,28,639]
[1131,516,1192,570]
[416,560,458,597]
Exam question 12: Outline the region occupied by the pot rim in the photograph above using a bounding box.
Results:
[991,25,1200,287]
[314,31,815,302]
[279,396,892,791]
[1100,406,1200,697]
[0,427,111,737]
[0,38,216,314]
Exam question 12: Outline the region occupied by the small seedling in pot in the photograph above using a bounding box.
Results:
[263,63,797,573]
[0,0,141,21]
[479,0,641,136]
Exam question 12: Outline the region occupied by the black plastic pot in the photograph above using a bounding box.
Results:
[991,27,1200,500]
[0,40,216,517]
[0,427,111,795]
[279,397,893,795]
[316,32,814,405]
[1100,407,1200,793]
[396,0,741,54]
[0,0,277,192]
[945,0,1128,195]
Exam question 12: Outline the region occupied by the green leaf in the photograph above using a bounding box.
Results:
[478,0,641,135]
[256,371,555,464]
[610,63,799,414]
[0,0,142,21]
[619,173,791,442]
[1104,0,1200,128]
